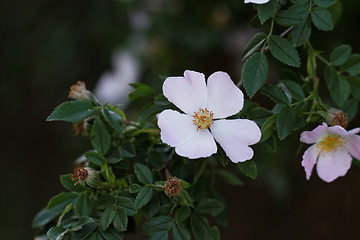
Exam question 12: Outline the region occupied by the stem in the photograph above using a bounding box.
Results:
[192,159,207,185]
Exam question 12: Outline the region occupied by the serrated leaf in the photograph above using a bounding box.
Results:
[113,208,127,232]
[135,187,153,209]
[101,204,116,231]
[141,216,173,235]
[313,0,336,8]
[340,54,360,76]
[257,0,277,24]
[89,230,104,240]
[85,151,105,166]
[176,206,191,224]
[141,195,160,218]
[75,194,91,216]
[281,79,305,100]
[242,52,269,98]
[216,169,244,186]
[91,119,111,156]
[259,114,277,143]
[237,161,257,179]
[330,44,352,66]
[102,107,123,132]
[311,7,334,31]
[275,3,309,27]
[291,19,312,47]
[172,223,191,240]
[47,100,96,122]
[324,66,351,106]
[242,32,267,60]
[134,163,153,184]
[47,192,78,214]
[60,174,87,192]
[276,106,295,139]
[100,228,124,240]
[117,197,137,216]
[32,208,57,228]
[191,212,220,240]
[260,84,290,105]
[129,83,155,100]
[47,226,68,240]
[196,199,224,217]
[268,35,300,67]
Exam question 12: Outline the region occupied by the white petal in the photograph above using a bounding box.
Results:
[211,119,261,163]
[244,0,270,4]
[300,122,328,144]
[158,110,197,147]
[316,150,353,183]
[206,71,244,119]
[175,129,217,159]
[301,144,320,180]
[163,70,207,115]
[348,135,360,160]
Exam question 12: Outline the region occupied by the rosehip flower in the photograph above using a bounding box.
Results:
[244,0,270,4]
[300,123,360,182]
[71,167,99,187]
[157,70,261,163]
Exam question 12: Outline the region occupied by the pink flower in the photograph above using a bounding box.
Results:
[300,123,360,182]
[157,70,261,163]
[244,0,270,4]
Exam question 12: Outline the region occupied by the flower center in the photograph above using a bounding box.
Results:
[316,135,348,153]
[72,167,88,185]
[193,108,214,129]
[163,177,181,198]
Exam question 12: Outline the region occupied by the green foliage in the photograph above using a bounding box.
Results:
[291,19,312,47]
[134,163,154,184]
[275,3,309,27]
[330,44,352,66]
[47,100,97,122]
[257,0,278,24]
[242,33,267,60]
[268,35,300,67]
[311,7,334,31]
[191,212,220,240]
[324,66,351,106]
[237,161,257,179]
[276,106,296,139]
[92,119,111,156]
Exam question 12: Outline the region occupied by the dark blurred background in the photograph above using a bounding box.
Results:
[1,0,360,239]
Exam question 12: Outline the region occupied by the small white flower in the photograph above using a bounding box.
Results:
[244,0,270,4]
[158,70,261,163]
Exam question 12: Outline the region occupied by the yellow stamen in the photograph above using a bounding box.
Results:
[316,135,348,154]
[193,108,214,129]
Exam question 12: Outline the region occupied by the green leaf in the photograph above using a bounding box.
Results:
[102,107,123,132]
[340,54,360,76]
[242,52,269,98]
[135,187,153,209]
[257,0,277,24]
[32,208,57,228]
[141,216,173,235]
[214,145,228,167]
[119,141,136,158]
[89,230,104,240]
[60,174,87,192]
[330,44,352,66]
[47,192,78,214]
[258,134,277,153]
[101,204,116,231]
[117,197,137,216]
[191,212,220,240]
[216,169,244,186]
[176,189,194,208]
[149,231,168,240]
[129,83,155,100]
[196,199,224,217]
[176,206,191,224]
[314,0,336,8]
[268,35,300,67]
[242,32,267,60]
[247,107,272,126]
[91,119,111,156]
[276,106,295,139]
[129,184,143,193]
[47,226,68,240]
[341,99,358,121]
[311,7,334,31]
[85,151,105,166]
[259,114,277,143]
[100,228,124,240]
[172,223,191,240]
[324,66,351,106]
[291,19,312,47]
[141,195,160,218]
[75,194,91,216]
[237,161,257,179]
[260,84,290,105]
[275,3,309,27]
[347,76,360,100]
[113,208,128,232]
[134,163,153,184]
[47,100,96,122]
[281,79,305,101]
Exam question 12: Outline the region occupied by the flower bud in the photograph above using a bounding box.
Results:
[71,167,99,188]
[163,176,182,198]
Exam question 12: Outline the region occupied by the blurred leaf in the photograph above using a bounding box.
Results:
[257,0,278,24]
[60,174,87,192]
[91,119,111,156]
[172,222,191,240]
[311,7,334,31]
[347,76,360,100]
[275,3,309,26]
[196,199,224,217]
[214,144,228,167]
[85,151,105,166]
[141,195,160,218]
[268,35,300,67]
[100,228,124,240]
[75,194,91,216]
[291,19,312,47]
[102,107,123,132]
[242,52,269,98]
[129,184,142,193]
[47,192,78,214]
[176,189,194,208]
[176,206,191,224]
[47,227,68,240]
[340,54,360,76]
[324,66,351,106]
[242,32,267,60]
[330,44,352,66]
[340,99,358,121]
[149,231,168,240]
[191,212,220,240]
[129,83,155,100]
[135,187,153,209]
[32,208,57,228]
[237,161,257,179]
[216,169,244,186]
[141,216,172,235]
[120,141,136,158]
[113,208,127,232]
[259,114,277,143]
[134,163,153,184]
[314,0,336,8]
[260,84,290,105]
[258,134,277,153]
[47,101,96,122]
[89,231,104,240]
[276,106,295,139]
